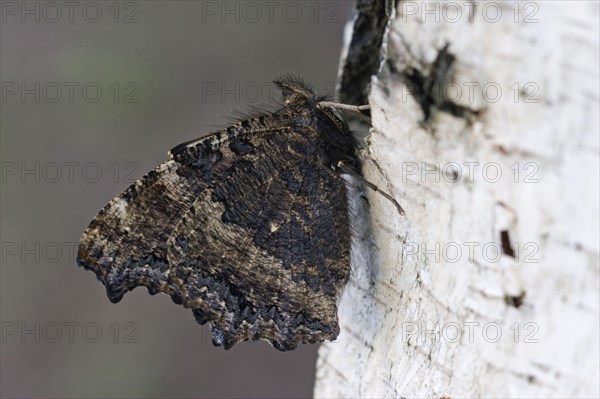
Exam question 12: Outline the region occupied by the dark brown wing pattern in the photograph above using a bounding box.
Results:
[77,77,358,350]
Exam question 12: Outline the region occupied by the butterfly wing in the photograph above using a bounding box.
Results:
[168,125,351,350]
[77,130,258,302]
[78,118,352,351]
[77,160,201,303]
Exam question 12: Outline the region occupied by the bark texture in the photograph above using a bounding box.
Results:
[315,1,599,397]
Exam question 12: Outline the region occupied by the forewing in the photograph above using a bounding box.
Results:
[77,130,241,302]
[167,128,351,350]
[78,121,351,351]
[77,160,206,303]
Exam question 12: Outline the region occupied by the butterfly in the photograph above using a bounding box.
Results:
[76,75,371,351]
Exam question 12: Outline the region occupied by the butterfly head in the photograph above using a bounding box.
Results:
[273,74,357,169]
[274,74,320,106]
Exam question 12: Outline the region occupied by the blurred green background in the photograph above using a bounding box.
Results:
[0,1,354,397]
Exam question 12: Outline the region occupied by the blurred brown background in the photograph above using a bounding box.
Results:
[0,1,354,397]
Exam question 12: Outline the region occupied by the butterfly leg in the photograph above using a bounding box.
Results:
[335,160,405,216]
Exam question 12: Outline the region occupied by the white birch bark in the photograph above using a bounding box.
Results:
[315,1,600,397]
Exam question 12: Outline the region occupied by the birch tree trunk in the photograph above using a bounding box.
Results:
[315,1,600,397]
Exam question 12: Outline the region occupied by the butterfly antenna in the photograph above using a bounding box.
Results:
[318,102,370,113]
[336,161,405,216]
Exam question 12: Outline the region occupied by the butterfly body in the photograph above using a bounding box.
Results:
[77,76,361,350]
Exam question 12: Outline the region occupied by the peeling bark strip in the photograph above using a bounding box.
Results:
[337,0,392,106]
[316,1,599,398]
